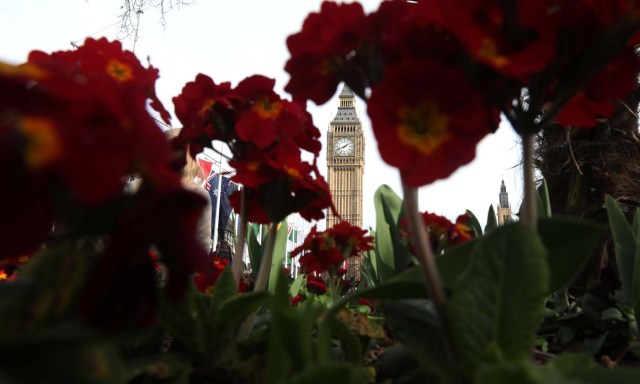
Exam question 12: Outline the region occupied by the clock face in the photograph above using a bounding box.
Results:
[334,137,354,156]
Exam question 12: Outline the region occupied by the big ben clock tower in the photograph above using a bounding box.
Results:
[326,85,365,278]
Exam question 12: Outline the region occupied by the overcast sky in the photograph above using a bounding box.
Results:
[1,0,523,230]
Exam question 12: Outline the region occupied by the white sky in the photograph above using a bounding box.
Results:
[1,0,523,230]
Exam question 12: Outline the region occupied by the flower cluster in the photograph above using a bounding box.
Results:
[286,0,640,186]
[291,221,373,275]
[193,256,229,294]
[306,274,328,295]
[1,39,211,328]
[173,74,334,223]
[402,212,474,254]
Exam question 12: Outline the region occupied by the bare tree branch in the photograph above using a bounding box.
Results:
[117,0,195,38]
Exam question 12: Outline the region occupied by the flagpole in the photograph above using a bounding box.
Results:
[211,141,224,252]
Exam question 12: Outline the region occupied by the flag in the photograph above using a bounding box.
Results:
[207,173,239,242]
[287,225,298,243]
[197,156,214,180]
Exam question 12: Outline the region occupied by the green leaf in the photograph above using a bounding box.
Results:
[546,352,640,383]
[210,266,237,312]
[268,220,290,293]
[477,360,574,384]
[247,223,263,274]
[326,279,426,320]
[157,285,207,355]
[267,273,319,382]
[536,178,552,218]
[437,239,477,289]
[485,205,498,234]
[214,291,270,336]
[605,196,640,312]
[373,185,403,282]
[382,299,460,384]
[289,362,368,384]
[537,217,606,294]
[448,224,550,378]
[0,342,128,384]
[465,209,484,236]
[289,274,305,298]
[329,318,363,365]
[359,251,379,288]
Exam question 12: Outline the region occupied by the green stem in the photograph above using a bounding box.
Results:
[402,184,447,322]
[521,133,537,230]
[402,183,461,383]
[232,188,247,287]
[254,223,278,292]
[236,223,278,343]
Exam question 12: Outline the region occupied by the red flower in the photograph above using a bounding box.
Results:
[306,274,328,295]
[78,188,210,330]
[436,0,557,80]
[228,141,334,224]
[555,48,640,127]
[1,39,176,207]
[291,294,304,306]
[368,60,494,187]
[285,1,367,104]
[0,118,54,259]
[330,221,374,257]
[402,211,474,252]
[193,256,229,294]
[173,73,331,224]
[336,267,348,276]
[358,298,375,314]
[292,221,373,274]
[448,214,475,246]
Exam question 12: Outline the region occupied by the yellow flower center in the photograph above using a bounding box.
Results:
[479,37,509,68]
[20,116,62,169]
[254,98,282,119]
[285,165,301,179]
[106,59,133,82]
[246,162,261,172]
[397,101,451,155]
[199,98,215,116]
[0,270,7,280]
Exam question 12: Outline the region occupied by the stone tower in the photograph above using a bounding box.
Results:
[326,85,365,278]
[497,179,512,225]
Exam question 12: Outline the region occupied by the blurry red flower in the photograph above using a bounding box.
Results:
[78,188,210,330]
[436,0,557,79]
[448,214,475,246]
[358,298,375,314]
[193,256,229,294]
[336,267,348,276]
[285,1,367,104]
[555,48,640,127]
[306,274,328,295]
[291,294,304,306]
[368,60,494,187]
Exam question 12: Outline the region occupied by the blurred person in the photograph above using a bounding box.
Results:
[165,128,212,253]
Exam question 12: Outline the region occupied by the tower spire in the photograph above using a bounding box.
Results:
[497,179,512,225]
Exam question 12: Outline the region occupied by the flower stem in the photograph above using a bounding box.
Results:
[403,183,462,384]
[232,188,248,287]
[254,223,278,292]
[402,184,448,325]
[521,133,537,229]
[236,222,278,343]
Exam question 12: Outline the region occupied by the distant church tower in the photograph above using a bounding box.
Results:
[326,85,365,278]
[497,179,512,225]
